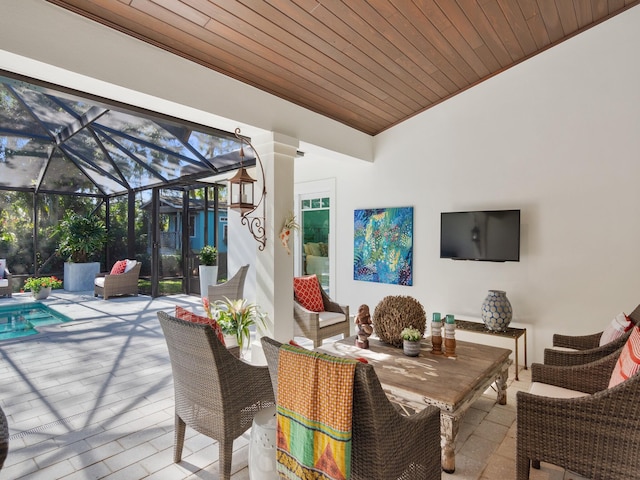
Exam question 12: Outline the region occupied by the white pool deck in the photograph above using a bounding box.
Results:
[0,291,585,480]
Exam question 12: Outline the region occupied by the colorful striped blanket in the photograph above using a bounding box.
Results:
[276,344,357,480]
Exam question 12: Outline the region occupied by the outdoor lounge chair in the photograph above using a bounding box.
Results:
[207,264,249,303]
[94,262,141,300]
[293,277,350,348]
[157,311,274,480]
[260,336,442,479]
[0,259,11,298]
[517,346,640,479]
[544,304,640,366]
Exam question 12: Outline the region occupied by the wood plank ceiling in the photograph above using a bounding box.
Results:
[46,0,639,136]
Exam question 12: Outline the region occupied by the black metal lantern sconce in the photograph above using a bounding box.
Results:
[228,128,266,250]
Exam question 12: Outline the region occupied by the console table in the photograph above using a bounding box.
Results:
[455,318,527,380]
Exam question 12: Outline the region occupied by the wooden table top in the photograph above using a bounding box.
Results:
[318,336,512,412]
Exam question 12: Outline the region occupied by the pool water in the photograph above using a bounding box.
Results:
[0,303,72,340]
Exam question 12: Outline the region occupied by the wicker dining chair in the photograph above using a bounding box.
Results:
[260,336,442,479]
[517,349,640,480]
[544,304,640,366]
[157,311,274,480]
[207,264,249,303]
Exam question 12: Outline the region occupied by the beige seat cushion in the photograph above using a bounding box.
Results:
[0,279,8,288]
[318,311,346,328]
[529,382,589,399]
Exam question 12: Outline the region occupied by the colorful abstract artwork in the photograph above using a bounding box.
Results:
[353,206,413,286]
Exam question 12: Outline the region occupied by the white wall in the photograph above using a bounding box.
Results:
[295,5,640,363]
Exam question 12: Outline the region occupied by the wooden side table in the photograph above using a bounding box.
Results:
[455,318,527,380]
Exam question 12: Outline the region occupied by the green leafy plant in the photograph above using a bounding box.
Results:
[207,297,266,353]
[198,245,218,266]
[23,276,63,293]
[400,326,422,342]
[50,211,107,263]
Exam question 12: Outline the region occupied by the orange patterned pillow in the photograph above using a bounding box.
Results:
[175,306,226,346]
[293,274,324,312]
[609,326,640,388]
[110,260,127,275]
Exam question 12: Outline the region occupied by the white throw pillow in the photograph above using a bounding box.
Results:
[599,312,632,346]
[124,259,137,273]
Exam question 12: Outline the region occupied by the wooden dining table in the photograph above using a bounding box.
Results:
[318,335,512,473]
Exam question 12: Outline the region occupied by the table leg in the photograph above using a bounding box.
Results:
[496,365,509,405]
[440,413,460,473]
[515,337,519,380]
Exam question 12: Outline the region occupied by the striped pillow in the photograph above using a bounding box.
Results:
[608,326,640,388]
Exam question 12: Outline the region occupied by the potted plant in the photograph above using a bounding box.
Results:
[50,211,107,291]
[214,297,266,357]
[400,326,423,357]
[198,245,218,297]
[23,276,63,300]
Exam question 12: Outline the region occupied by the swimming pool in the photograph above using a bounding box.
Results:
[0,302,73,340]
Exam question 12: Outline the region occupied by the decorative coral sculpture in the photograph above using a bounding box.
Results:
[373,295,427,347]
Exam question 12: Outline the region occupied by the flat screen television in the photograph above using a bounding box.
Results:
[440,210,520,262]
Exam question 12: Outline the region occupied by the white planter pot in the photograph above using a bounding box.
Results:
[199,265,218,297]
[64,262,101,292]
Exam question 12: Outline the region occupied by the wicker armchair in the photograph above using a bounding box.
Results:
[0,270,11,298]
[544,304,640,366]
[294,287,350,348]
[517,349,640,480]
[94,262,141,300]
[0,405,7,470]
[207,264,249,303]
[157,311,274,480]
[260,336,441,479]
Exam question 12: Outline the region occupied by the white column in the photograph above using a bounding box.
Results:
[248,132,298,361]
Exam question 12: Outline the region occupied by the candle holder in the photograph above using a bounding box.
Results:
[444,314,457,358]
[431,312,443,355]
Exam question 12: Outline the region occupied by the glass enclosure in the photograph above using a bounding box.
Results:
[301,196,330,292]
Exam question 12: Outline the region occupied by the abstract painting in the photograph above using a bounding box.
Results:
[353,206,413,286]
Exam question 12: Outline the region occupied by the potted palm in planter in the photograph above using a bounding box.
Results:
[198,245,218,297]
[51,211,107,291]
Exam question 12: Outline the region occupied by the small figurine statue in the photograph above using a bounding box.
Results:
[354,304,373,348]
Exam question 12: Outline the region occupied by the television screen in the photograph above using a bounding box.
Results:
[440,210,520,262]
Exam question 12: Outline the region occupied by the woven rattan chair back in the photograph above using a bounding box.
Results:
[0,405,8,470]
[157,311,274,480]
[208,264,249,303]
[260,336,441,479]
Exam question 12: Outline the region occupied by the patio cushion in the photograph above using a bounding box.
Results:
[609,326,640,388]
[124,259,137,273]
[318,311,346,327]
[174,306,226,346]
[529,382,589,399]
[110,260,127,275]
[0,279,7,288]
[94,277,105,287]
[293,274,323,312]
[599,312,633,346]
[0,259,5,278]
